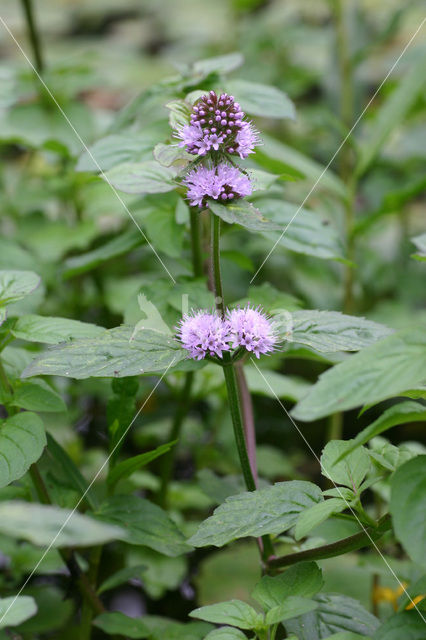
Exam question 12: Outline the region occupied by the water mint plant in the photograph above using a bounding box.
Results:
[0,2,425,639]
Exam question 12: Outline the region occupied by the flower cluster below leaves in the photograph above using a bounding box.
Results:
[176,305,277,361]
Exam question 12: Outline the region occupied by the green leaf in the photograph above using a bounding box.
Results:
[0,413,46,487]
[292,326,426,421]
[238,282,302,312]
[254,199,344,260]
[93,612,150,638]
[295,498,348,540]
[284,593,379,639]
[0,501,125,547]
[245,366,311,403]
[390,456,426,568]
[411,233,426,262]
[0,596,37,629]
[283,311,393,353]
[320,441,370,490]
[328,635,372,640]
[223,80,295,119]
[46,432,98,510]
[252,562,323,610]
[95,495,191,556]
[356,55,426,176]
[204,628,247,640]
[97,564,147,595]
[154,143,193,168]
[190,600,264,630]
[108,441,175,490]
[373,611,426,639]
[76,132,160,172]
[12,314,104,344]
[259,134,346,199]
[266,596,318,625]
[143,205,184,258]
[22,327,187,379]
[188,481,322,548]
[104,161,178,194]
[209,200,281,231]
[0,270,40,306]
[0,308,6,327]
[11,379,66,412]
[62,230,144,279]
[339,401,426,458]
[193,52,244,77]
[144,617,212,640]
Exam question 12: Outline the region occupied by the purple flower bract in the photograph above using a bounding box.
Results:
[227,305,277,358]
[176,310,232,360]
[183,163,252,208]
[176,90,259,158]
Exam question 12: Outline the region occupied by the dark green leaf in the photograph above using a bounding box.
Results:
[373,611,426,639]
[190,600,264,630]
[46,433,98,510]
[204,628,247,640]
[97,564,147,595]
[339,401,426,458]
[95,495,191,556]
[0,413,46,487]
[252,562,323,610]
[22,327,187,379]
[390,456,426,567]
[188,481,322,548]
[93,612,149,638]
[292,326,426,421]
[11,380,66,412]
[108,441,175,490]
[62,230,144,279]
[284,593,379,639]
[266,597,318,625]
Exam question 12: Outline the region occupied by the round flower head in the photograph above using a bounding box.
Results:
[227,305,277,358]
[183,163,252,208]
[176,90,260,158]
[176,310,232,360]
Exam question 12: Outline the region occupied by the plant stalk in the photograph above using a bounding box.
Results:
[20,0,44,74]
[268,514,391,570]
[157,206,202,507]
[235,360,258,485]
[210,214,274,562]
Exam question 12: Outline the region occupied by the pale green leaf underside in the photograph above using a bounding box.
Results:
[190,600,264,630]
[283,310,393,353]
[12,314,105,344]
[0,501,125,547]
[320,440,370,490]
[0,270,40,306]
[292,326,426,421]
[223,79,296,120]
[104,161,178,194]
[22,327,187,379]
[0,596,37,630]
[295,498,347,540]
[188,481,322,548]
[209,200,282,231]
[0,412,46,488]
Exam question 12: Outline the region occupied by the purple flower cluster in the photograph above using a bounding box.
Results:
[177,305,277,361]
[176,90,259,159]
[183,163,252,208]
